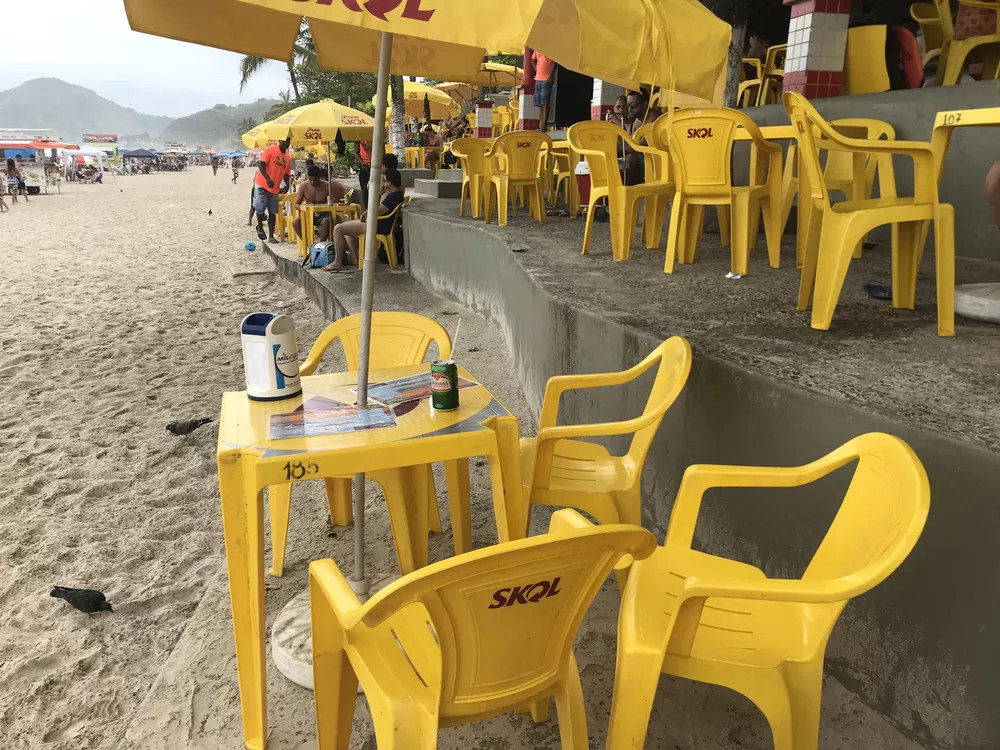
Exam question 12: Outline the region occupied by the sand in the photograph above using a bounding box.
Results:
[0,169,923,749]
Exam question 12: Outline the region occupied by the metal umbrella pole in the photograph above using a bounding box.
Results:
[349,30,394,596]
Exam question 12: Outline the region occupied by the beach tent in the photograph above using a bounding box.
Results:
[62,146,107,172]
[122,149,159,159]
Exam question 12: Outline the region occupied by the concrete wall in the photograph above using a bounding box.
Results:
[405,208,1000,750]
[743,79,1000,260]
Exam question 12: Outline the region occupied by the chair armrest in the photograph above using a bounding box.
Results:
[309,558,364,630]
[664,456,856,549]
[536,407,664,445]
[538,356,660,429]
[824,136,934,158]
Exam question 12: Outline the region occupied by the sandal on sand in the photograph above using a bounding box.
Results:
[256,228,267,240]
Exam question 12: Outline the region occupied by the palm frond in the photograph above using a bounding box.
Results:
[239,55,270,93]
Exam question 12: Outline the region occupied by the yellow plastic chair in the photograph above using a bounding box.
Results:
[656,108,782,276]
[360,196,411,270]
[784,91,955,336]
[549,149,573,207]
[822,118,898,260]
[738,58,764,108]
[483,131,552,227]
[520,338,691,554]
[756,44,787,106]
[450,138,492,219]
[911,2,944,65]
[605,432,930,750]
[934,0,1000,85]
[843,26,893,95]
[276,193,294,242]
[568,121,676,261]
[405,146,421,169]
[633,122,675,249]
[309,508,657,750]
[267,311,452,577]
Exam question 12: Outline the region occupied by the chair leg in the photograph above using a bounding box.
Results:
[444,458,472,554]
[796,203,824,311]
[606,645,663,749]
[891,220,927,310]
[762,181,783,269]
[553,652,590,750]
[498,179,510,227]
[529,696,551,723]
[310,597,358,750]
[718,204,731,246]
[747,197,762,250]
[459,180,469,217]
[940,39,973,86]
[664,196,685,273]
[683,205,703,264]
[324,478,354,527]
[780,145,798,238]
[377,465,430,575]
[810,217,860,331]
[582,195,598,255]
[268,483,293,577]
[731,193,751,276]
[935,204,956,337]
[425,466,442,533]
[483,181,494,224]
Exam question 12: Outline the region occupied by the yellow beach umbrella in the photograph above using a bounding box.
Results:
[241,99,374,148]
[374,80,459,120]
[436,63,525,102]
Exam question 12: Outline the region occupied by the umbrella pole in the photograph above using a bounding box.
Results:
[351,30,394,596]
[327,141,333,204]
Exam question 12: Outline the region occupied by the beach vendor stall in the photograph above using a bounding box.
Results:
[61,146,108,183]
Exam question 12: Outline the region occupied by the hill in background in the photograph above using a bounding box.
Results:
[0,78,277,150]
[158,99,277,150]
[0,78,171,145]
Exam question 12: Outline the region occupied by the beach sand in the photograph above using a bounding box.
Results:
[0,169,923,749]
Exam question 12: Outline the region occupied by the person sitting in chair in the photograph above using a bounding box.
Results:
[292,165,346,243]
[322,168,404,272]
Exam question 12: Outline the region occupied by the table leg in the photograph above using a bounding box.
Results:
[486,415,526,542]
[217,451,267,750]
[444,458,472,555]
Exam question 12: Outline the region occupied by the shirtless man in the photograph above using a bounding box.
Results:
[292,165,346,243]
[423,125,443,170]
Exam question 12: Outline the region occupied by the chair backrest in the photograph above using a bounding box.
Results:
[357,513,658,717]
[802,433,929,593]
[656,107,762,198]
[383,195,411,236]
[741,57,763,82]
[450,138,492,178]
[567,120,628,192]
[300,311,452,375]
[490,131,552,182]
[844,25,892,95]
[762,44,788,76]
[911,2,943,51]
[782,91,836,211]
[932,0,955,39]
[823,118,895,185]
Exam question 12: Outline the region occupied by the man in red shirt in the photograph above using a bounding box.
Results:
[253,137,292,242]
[532,51,554,132]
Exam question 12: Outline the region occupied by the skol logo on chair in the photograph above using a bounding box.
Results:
[299,0,436,22]
[687,127,714,139]
[516,141,532,149]
[488,577,563,608]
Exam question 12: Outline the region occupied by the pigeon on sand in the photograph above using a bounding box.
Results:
[50,586,113,615]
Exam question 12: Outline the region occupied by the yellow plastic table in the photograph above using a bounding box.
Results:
[298,203,361,255]
[931,107,1000,182]
[216,364,525,750]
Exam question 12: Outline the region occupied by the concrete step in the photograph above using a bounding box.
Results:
[437,168,464,182]
[399,168,433,188]
[413,179,462,199]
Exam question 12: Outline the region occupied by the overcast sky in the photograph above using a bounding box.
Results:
[1,0,290,117]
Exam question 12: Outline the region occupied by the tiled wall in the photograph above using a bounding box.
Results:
[475,101,493,138]
[591,79,625,121]
[783,0,850,98]
[519,91,540,131]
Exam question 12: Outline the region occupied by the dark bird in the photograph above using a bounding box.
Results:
[208,209,213,215]
[166,417,214,436]
[50,586,113,615]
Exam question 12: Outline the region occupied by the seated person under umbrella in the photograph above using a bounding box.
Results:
[292,165,347,243]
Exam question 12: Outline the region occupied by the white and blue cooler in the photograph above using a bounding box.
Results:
[240,313,302,401]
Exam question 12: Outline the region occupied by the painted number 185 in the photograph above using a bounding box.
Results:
[283,461,319,480]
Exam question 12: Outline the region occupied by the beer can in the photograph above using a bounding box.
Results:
[430,360,459,411]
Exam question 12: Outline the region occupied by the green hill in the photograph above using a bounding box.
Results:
[0,78,172,145]
[157,99,278,150]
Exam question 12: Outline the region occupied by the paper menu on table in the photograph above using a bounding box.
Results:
[268,405,396,439]
[358,371,479,406]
